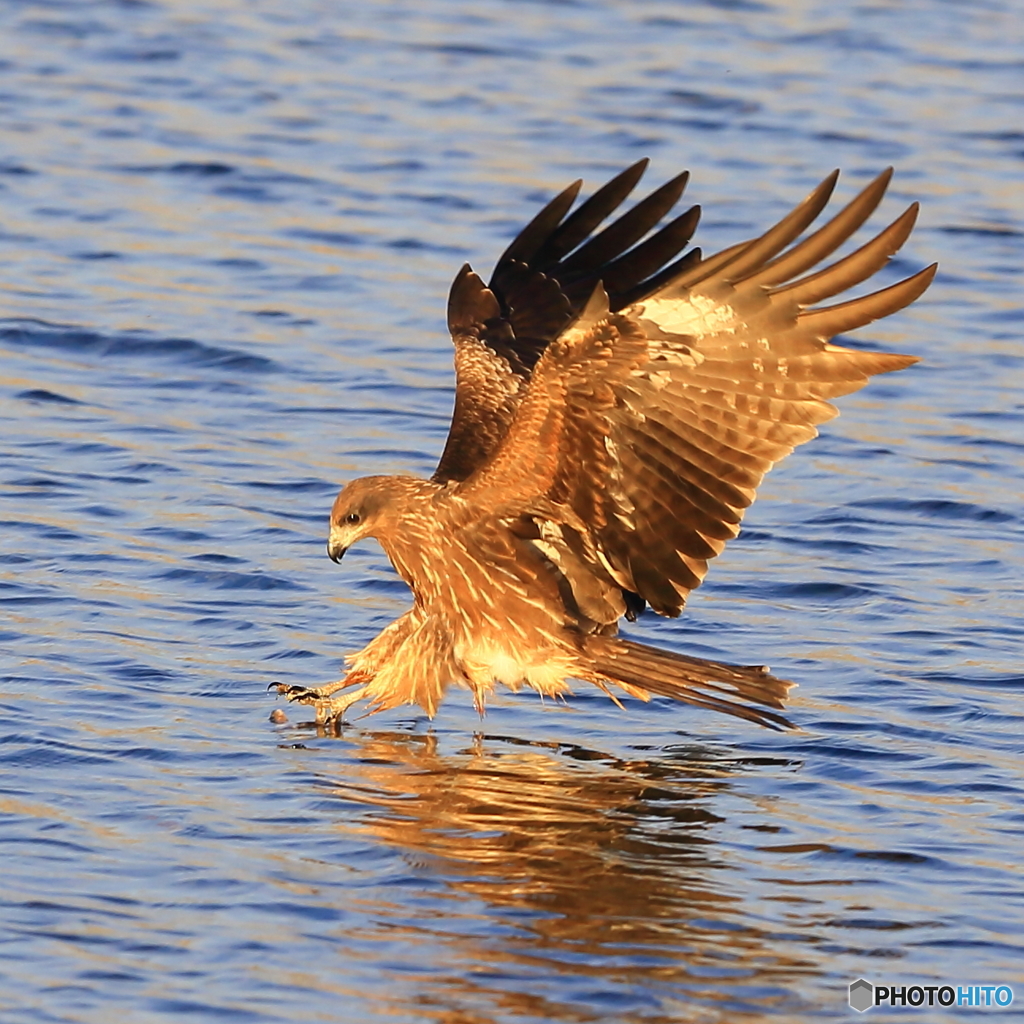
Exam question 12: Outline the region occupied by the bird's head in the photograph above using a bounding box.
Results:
[326,475,420,563]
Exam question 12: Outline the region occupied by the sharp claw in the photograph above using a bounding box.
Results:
[270,682,320,703]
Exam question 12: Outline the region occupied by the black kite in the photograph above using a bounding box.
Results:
[276,162,934,730]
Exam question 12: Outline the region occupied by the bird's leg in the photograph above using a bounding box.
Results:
[311,684,370,726]
[272,673,370,725]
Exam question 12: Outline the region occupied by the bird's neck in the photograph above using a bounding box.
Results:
[372,477,451,604]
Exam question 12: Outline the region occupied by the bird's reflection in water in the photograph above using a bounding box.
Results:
[309,726,815,1021]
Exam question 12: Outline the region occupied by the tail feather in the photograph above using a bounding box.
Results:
[585,635,795,730]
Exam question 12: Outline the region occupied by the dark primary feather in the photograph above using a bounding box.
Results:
[434,160,700,484]
[522,160,648,266]
[555,171,691,282]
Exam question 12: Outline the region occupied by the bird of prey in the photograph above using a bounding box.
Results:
[275,161,934,730]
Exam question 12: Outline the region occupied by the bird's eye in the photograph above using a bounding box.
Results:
[345,512,361,525]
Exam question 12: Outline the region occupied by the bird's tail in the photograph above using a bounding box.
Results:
[584,635,796,730]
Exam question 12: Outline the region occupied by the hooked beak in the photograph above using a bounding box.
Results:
[327,540,348,564]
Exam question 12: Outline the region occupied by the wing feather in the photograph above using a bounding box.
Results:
[739,167,894,287]
[600,206,702,298]
[796,264,936,337]
[557,172,691,277]
[532,159,650,265]
[777,203,918,305]
[455,169,933,617]
[678,170,838,287]
[433,163,697,483]
[496,179,583,267]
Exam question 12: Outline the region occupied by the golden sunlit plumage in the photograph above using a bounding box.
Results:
[276,162,934,730]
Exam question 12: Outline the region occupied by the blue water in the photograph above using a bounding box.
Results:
[2,1,1023,1021]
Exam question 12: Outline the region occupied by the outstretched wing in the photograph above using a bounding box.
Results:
[457,169,936,617]
[433,160,699,483]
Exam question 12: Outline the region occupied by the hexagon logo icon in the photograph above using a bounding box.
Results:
[849,979,874,1013]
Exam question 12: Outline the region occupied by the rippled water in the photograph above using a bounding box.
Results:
[2,1,1023,1021]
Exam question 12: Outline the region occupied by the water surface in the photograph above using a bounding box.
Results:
[2,1,1023,1021]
